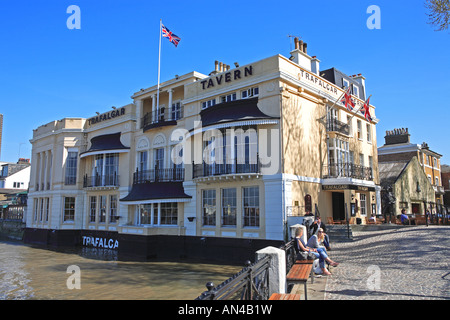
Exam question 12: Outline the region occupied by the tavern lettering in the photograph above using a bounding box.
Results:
[201,66,253,89]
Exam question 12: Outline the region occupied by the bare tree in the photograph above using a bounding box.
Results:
[425,0,450,31]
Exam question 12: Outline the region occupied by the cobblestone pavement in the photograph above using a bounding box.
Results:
[324,225,450,300]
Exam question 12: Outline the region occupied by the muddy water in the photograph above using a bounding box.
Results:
[0,240,241,300]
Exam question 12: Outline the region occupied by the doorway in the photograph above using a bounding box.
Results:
[412,203,421,214]
[332,192,346,221]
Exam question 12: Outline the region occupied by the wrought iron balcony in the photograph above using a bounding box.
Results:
[83,173,119,188]
[323,162,373,181]
[326,119,350,135]
[141,105,184,131]
[133,166,184,184]
[193,159,261,178]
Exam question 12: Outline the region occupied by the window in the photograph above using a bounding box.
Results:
[65,151,78,185]
[222,188,237,226]
[89,196,97,222]
[63,197,76,221]
[109,195,118,223]
[220,92,236,103]
[360,153,365,167]
[171,102,182,120]
[138,151,148,173]
[34,199,38,221]
[243,186,260,227]
[202,189,216,226]
[160,202,178,225]
[435,176,439,186]
[360,194,367,216]
[428,175,432,184]
[99,195,106,222]
[368,156,373,178]
[139,204,152,225]
[242,87,259,99]
[352,84,359,98]
[39,198,44,221]
[357,120,362,140]
[154,148,164,169]
[45,198,49,222]
[202,99,216,109]
[304,194,312,214]
[366,124,372,143]
[434,157,437,167]
[342,78,350,89]
[105,154,119,185]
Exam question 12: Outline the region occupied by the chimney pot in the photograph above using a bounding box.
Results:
[303,42,307,54]
[294,37,299,50]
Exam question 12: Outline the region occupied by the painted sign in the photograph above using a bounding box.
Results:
[82,235,119,249]
[88,107,126,126]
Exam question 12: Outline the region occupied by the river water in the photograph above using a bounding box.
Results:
[0,239,241,300]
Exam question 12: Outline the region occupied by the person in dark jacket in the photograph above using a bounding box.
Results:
[309,217,331,250]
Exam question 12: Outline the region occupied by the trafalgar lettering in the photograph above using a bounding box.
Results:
[88,107,125,126]
[201,66,253,90]
[82,236,119,249]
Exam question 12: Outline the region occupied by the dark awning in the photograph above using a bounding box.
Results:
[80,132,130,158]
[199,97,278,128]
[120,182,192,204]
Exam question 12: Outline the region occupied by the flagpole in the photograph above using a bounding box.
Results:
[156,19,162,120]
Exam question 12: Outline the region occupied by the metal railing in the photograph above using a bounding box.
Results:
[83,173,119,188]
[326,119,350,135]
[133,167,184,184]
[141,105,184,129]
[324,162,373,181]
[193,159,261,178]
[195,257,271,300]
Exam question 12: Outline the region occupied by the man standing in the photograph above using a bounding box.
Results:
[309,217,331,250]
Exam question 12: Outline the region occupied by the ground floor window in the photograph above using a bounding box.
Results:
[360,194,367,216]
[137,202,178,226]
[88,194,118,224]
[202,189,216,226]
[243,186,259,227]
[63,197,76,221]
[33,197,50,222]
[222,188,237,226]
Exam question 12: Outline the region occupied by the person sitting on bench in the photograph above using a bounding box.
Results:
[295,228,337,276]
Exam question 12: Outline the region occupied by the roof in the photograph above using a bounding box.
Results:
[80,132,130,158]
[378,160,410,186]
[120,182,192,204]
[199,97,278,128]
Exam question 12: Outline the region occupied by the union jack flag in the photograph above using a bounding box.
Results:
[362,96,372,121]
[341,87,355,111]
[162,24,181,47]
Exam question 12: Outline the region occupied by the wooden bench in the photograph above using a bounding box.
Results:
[269,293,301,300]
[286,263,313,300]
[295,259,315,283]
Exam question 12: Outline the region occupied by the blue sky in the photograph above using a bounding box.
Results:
[0,0,449,164]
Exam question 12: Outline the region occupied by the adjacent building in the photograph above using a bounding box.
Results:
[25,38,380,262]
[378,128,444,212]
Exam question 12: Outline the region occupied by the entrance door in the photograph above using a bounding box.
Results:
[412,203,421,214]
[332,192,346,221]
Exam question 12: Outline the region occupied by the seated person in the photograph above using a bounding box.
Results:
[309,216,331,250]
[295,228,338,276]
[400,209,410,225]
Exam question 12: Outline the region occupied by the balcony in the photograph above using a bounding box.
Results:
[141,105,184,132]
[323,162,373,181]
[326,119,350,136]
[193,159,261,179]
[83,174,119,189]
[133,167,185,184]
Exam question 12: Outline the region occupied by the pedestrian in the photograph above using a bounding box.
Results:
[295,228,336,276]
[309,216,331,250]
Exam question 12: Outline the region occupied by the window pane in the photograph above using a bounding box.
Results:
[222,188,236,226]
[243,187,259,227]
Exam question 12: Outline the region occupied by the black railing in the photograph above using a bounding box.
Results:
[141,105,184,129]
[83,173,119,188]
[193,159,261,178]
[324,162,373,181]
[326,119,350,135]
[133,167,184,184]
[195,257,271,300]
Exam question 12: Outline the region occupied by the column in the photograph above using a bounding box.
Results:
[135,99,143,129]
[167,89,173,120]
[152,94,156,122]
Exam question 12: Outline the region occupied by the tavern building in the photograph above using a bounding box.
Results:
[25,38,380,262]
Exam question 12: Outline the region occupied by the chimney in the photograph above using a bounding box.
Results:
[353,73,366,99]
[311,56,320,75]
[384,128,410,145]
[289,37,312,71]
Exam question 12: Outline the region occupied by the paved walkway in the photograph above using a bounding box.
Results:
[321,225,450,300]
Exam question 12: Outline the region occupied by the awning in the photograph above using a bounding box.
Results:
[80,132,130,158]
[199,97,278,128]
[119,182,192,205]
